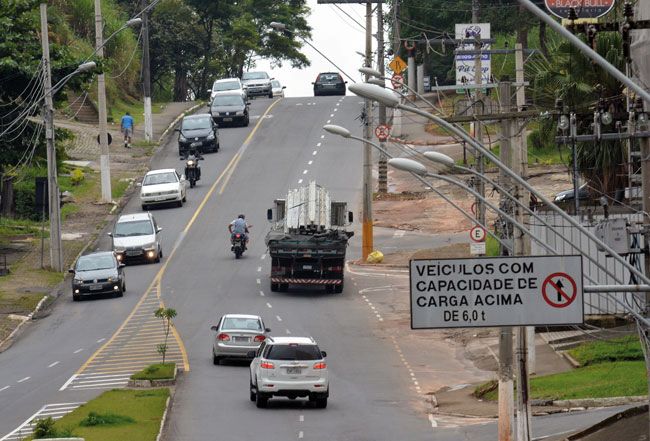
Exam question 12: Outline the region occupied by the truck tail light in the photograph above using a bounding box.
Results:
[217,333,230,341]
[328,266,343,272]
[313,362,327,370]
[254,335,266,342]
[261,361,275,369]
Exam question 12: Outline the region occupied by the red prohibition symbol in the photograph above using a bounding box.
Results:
[542,272,577,308]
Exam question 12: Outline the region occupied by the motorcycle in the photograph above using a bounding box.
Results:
[181,152,203,188]
[231,233,247,259]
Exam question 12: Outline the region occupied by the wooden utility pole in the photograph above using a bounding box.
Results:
[472,0,486,228]
[39,3,63,272]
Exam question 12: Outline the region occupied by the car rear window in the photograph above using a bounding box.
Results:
[222,317,262,331]
[214,81,239,91]
[265,344,321,360]
[318,73,340,82]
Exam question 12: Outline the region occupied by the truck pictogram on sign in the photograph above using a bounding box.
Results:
[542,272,578,308]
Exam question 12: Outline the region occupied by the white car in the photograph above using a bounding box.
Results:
[210,78,247,102]
[249,336,329,408]
[140,169,187,210]
[271,80,285,97]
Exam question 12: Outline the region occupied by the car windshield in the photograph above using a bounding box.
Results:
[213,81,239,91]
[265,344,321,360]
[143,172,177,186]
[114,220,154,237]
[76,254,115,271]
[271,80,281,88]
[181,117,211,130]
[242,72,268,80]
[222,317,262,331]
[318,73,340,82]
[212,95,244,107]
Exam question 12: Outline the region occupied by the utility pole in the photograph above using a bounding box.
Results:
[39,3,63,272]
[95,0,112,203]
[377,1,388,194]
[407,45,416,100]
[362,1,374,261]
[472,0,486,228]
[141,0,153,142]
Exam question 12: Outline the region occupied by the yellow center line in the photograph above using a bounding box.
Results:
[76,99,280,376]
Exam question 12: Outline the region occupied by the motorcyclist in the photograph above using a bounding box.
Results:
[182,148,202,180]
[228,214,251,246]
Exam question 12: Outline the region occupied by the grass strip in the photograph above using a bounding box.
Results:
[568,335,643,366]
[131,363,176,381]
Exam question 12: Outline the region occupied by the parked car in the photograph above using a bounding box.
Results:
[177,114,220,155]
[210,78,247,102]
[554,183,590,203]
[210,94,250,127]
[249,336,329,408]
[241,71,273,98]
[69,251,125,301]
[211,314,271,365]
[109,212,163,264]
[139,169,187,210]
[271,80,285,97]
[313,72,347,96]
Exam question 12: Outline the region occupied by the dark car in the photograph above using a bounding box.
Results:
[69,251,125,301]
[554,183,590,203]
[210,94,250,127]
[313,72,347,96]
[176,114,220,155]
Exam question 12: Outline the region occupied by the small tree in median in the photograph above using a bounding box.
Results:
[154,307,177,365]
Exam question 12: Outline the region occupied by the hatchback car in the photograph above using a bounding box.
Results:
[241,71,273,98]
[313,72,347,96]
[210,94,250,127]
[69,251,125,301]
[271,80,286,97]
[210,78,247,102]
[211,314,271,365]
[140,169,187,210]
[249,336,329,408]
[109,212,163,264]
[177,114,220,155]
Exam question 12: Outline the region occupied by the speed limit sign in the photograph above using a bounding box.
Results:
[469,225,486,243]
[375,124,391,141]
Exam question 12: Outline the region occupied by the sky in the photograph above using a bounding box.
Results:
[256,0,379,98]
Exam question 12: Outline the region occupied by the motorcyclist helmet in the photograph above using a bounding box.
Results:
[238,214,245,219]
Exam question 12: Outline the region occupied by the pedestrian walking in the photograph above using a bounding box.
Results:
[120,112,134,148]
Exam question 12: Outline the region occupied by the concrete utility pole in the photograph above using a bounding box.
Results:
[497,79,514,441]
[377,1,388,194]
[39,3,63,272]
[141,0,153,142]
[407,45,416,100]
[472,0,486,228]
[362,1,374,261]
[95,0,112,203]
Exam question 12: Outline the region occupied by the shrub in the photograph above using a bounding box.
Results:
[80,411,135,427]
[32,417,57,438]
[70,168,85,185]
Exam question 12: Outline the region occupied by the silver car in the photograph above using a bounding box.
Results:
[271,80,285,97]
[211,314,271,365]
[109,212,163,264]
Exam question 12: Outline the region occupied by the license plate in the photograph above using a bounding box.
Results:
[126,250,142,256]
[190,141,202,147]
[303,265,312,270]
[89,284,103,291]
[155,196,168,201]
[223,118,233,122]
[233,336,249,342]
[286,367,302,375]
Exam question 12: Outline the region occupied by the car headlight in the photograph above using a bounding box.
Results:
[114,247,126,253]
[207,133,215,140]
[179,135,187,142]
[235,111,244,116]
[107,276,116,282]
[73,276,83,283]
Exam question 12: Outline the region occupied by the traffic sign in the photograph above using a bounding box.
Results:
[409,255,584,329]
[374,124,391,141]
[544,0,615,19]
[388,56,407,74]
[542,272,578,308]
[470,225,486,243]
[391,74,404,89]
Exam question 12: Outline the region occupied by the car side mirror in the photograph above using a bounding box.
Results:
[282,86,286,89]
[267,208,273,221]
[321,351,327,358]
[265,328,271,333]
[344,81,348,84]
[68,268,75,274]
[247,350,256,358]
[180,174,186,181]
[206,89,212,93]
[271,77,275,80]
[156,227,163,233]
[311,82,315,85]
[348,211,353,223]
[246,102,251,106]
[107,232,113,237]
[210,325,218,331]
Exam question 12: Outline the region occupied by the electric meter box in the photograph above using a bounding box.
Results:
[594,218,630,255]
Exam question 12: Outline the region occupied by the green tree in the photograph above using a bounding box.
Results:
[154,306,177,365]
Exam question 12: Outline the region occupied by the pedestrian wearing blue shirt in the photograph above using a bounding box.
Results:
[120,112,134,148]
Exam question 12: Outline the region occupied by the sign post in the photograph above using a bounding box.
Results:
[409,255,583,329]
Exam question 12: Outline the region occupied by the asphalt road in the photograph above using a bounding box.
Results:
[0,95,632,441]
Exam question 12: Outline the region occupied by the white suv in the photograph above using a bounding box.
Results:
[248,336,329,408]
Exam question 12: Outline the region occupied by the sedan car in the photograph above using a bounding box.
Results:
[249,336,329,408]
[210,94,250,127]
[313,72,347,96]
[69,251,125,301]
[210,77,247,102]
[241,71,273,98]
[140,169,187,210]
[109,212,163,264]
[211,314,271,365]
[271,80,286,97]
[176,114,220,155]
[554,183,589,203]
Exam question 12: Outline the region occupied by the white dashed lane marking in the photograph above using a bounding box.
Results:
[308,160,313,165]
[257,266,262,272]
[303,170,308,174]
[17,377,29,383]
[313,150,318,155]
[276,315,283,322]
[299,415,304,422]
[257,278,261,284]
[0,386,9,392]
[73,348,83,354]
[266,303,273,309]
[320,135,325,139]
[260,291,265,297]
[47,361,59,368]
[298,179,303,184]
[316,142,321,147]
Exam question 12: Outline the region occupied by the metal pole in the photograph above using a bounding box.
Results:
[377,1,388,194]
[95,0,112,203]
[472,0,486,229]
[571,112,579,216]
[141,0,153,142]
[40,3,63,272]
[639,109,650,439]
[497,80,514,441]
[362,1,374,261]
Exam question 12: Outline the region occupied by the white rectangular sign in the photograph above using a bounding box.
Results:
[470,242,486,255]
[410,255,583,329]
[455,23,491,88]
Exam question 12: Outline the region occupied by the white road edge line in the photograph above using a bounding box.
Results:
[97,338,105,343]
[47,361,59,368]
[59,374,77,391]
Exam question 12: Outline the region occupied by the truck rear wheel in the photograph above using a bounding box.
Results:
[270,282,279,292]
[280,283,289,292]
[334,283,343,294]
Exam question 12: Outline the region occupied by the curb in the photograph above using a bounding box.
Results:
[0,294,48,352]
[566,404,647,440]
[156,396,171,441]
[158,102,205,142]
